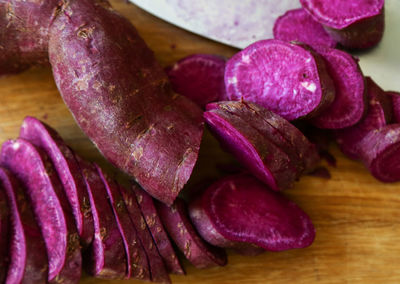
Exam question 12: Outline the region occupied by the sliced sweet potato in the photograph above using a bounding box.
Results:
[0,139,81,283]
[389,91,400,123]
[166,54,227,107]
[300,0,384,49]
[132,186,184,275]
[20,116,94,246]
[311,46,366,129]
[336,77,392,159]
[0,167,48,284]
[359,124,400,182]
[75,156,126,279]
[189,174,315,252]
[119,185,170,283]
[156,198,227,269]
[0,180,9,283]
[224,39,335,120]
[273,8,337,48]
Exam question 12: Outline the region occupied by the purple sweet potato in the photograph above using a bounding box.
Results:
[119,184,170,283]
[359,124,400,182]
[166,54,227,107]
[204,105,299,191]
[300,0,385,49]
[48,0,204,206]
[389,91,400,123]
[75,156,126,279]
[311,46,366,129]
[132,185,184,275]
[336,77,392,160]
[224,39,335,121]
[273,8,337,48]
[95,165,150,281]
[0,139,81,283]
[20,116,94,246]
[0,167,48,284]
[189,174,315,252]
[156,198,227,269]
[0,180,9,283]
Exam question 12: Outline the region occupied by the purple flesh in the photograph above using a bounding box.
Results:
[0,168,48,284]
[132,186,184,275]
[19,116,94,246]
[0,180,9,283]
[389,91,400,123]
[311,46,366,129]
[191,174,315,252]
[167,54,227,107]
[273,8,337,48]
[224,39,335,120]
[0,139,81,283]
[336,77,392,160]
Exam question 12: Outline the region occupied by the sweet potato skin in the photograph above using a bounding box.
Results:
[48,0,204,206]
[389,91,400,123]
[0,181,10,283]
[0,167,48,284]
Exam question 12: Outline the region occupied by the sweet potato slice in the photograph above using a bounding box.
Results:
[389,91,400,123]
[166,54,227,107]
[0,180,9,283]
[96,165,150,281]
[189,174,315,252]
[300,0,384,49]
[0,167,48,284]
[359,124,400,182]
[132,186,184,275]
[273,8,337,48]
[156,198,227,269]
[20,116,94,246]
[0,139,81,283]
[119,185,170,283]
[311,46,366,129]
[336,77,392,159]
[224,39,335,120]
[75,156,126,279]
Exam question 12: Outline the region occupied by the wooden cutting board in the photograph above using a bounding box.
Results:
[1,1,399,283]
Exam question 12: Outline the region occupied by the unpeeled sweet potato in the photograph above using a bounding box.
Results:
[0,139,82,283]
[20,116,94,246]
[48,0,204,206]
[389,91,400,123]
[0,167,48,284]
[0,179,9,283]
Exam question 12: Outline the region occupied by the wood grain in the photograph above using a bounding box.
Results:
[0,1,399,283]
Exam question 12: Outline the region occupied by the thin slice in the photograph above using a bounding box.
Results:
[0,180,9,283]
[132,186,184,275]
[273,8,337,48]
[311,46,366,129]
[119,185,170,283]
[0,139,81,283]
[336,77,392,159]
[96,165,150,281]
[359,124,400,182]
[389,91,400,123]
[156,198,227,269]
[224,39,335,120]
[300,0,384,49]
[76,156,127,279]
[20,116,94,246]
[0,167,48,284]
[189,174,315,252]
[166,54,227,106]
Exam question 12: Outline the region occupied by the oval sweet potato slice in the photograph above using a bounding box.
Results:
[0,167,48,284]
[0,139,81,283]
[0,181,9,283]
[224,39,335,120]
[20,116,94,246]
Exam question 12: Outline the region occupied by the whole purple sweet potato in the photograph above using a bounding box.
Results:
[189,174,315,252]
[273,8,337,48]
[311,46,366,129]
[389,91,400,123]
[132,185,184,275]
[0,167,48,284]
[156,198,227,269]
[0,139,82,283]
[0,180,9,283]
[20,116,94,247]
[166,54,227,107]
[224,39,335,120]
[300,0,384,49]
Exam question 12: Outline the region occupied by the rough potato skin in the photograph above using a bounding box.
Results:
[48,0,204,205]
